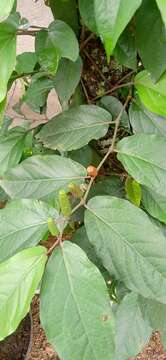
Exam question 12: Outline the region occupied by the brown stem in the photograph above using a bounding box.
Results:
[90,82,134,103]
[46,236,61,256]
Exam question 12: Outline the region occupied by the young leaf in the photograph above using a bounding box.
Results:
[53,57,82,103]
[125,177,142,207]
[115,293,152,360]
[85,196,166,303]
[0,14,19,102]
[0,199,58,263]
[0,246,47,340]
[129,101,166,136]
[0,0,15,22]
[0,128,26,176]
[117,134,166,197]
[134,70,166,117]
[40,241,115,360]
[156,0,166,28]
[142,187,166,225]
[136,0,166,82]
[37,105,111,152]
[0,155,87,199]
[78,0,142,60]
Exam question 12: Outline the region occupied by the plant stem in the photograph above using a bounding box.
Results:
[71,91,132,215]
[90,82,134,103]
[46,236,61,256]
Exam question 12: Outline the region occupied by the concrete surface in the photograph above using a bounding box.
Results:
[7,0,61,126]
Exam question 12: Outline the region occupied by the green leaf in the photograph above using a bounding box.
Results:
[129,100,166,136]
[69,145,101,168]
[115,293,152,360]
[53,57,82,103]
[0,246,47,340]
[23,74,53,113]
[40,241,115,360]
[85,196,166,303]
[0,155,87,199]
[0,199,58,263]
[156,0,166,28]
[0,14,19,102]
[134,70,166,117]
[138,296,166,345]
[99,95,129,129]
[114,24,137,70]
[37,20,79,64]
[79,0,142,59]
[136,0,166,81]
[0,128,26,176]
[15,52,37,75]
[49,0,79,35]
[0,0,15,22]
[88,175,125,199]
[142,187,166,224]
[117,134,166,197]
[37,105,111,152]
[125,177,142,207]
[72,226,102,268]
[35,30,60,74]
[0,98,7,123]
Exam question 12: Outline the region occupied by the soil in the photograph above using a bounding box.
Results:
[26,296,59,360]
[0,315,31,360]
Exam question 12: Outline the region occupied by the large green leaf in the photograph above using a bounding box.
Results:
[129,101,166,136]
[0,199,58,263]
[117,134,166,197]
[0,155,87,199]
[49,0,79,35]
[115,293,151,360]
[134,70,166,117]
[156,0,166,27]
[40,241,115,360]
[37,105,111,152]
[53,57,82,103]
[114,24,137,70]
[0,128,26,176]
[79,0,142,59]
[0,246,47,340]
[142,187,166,224]
[0,14,18,102]
[85,196,166,303]
[69,145,101,168]
[0,0,15,22]
[136,0,166,81]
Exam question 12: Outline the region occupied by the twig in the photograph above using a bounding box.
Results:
[46,236,61,256]
[83,49,107,81]
[17,30,38,36]
[90,82,133,103]
[80,78,91,104]
[80,33,94,51]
